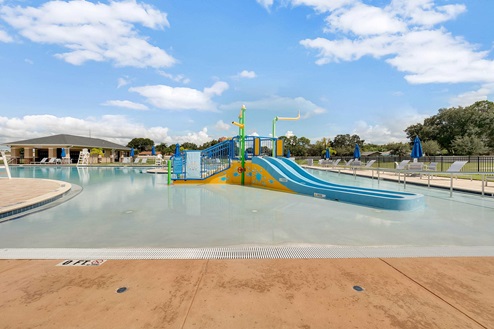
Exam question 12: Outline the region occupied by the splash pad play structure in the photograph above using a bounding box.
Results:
[170,106,423,211]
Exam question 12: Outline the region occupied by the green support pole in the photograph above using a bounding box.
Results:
[240,105,246,186]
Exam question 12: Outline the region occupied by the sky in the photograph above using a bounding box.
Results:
[1,0,494,148]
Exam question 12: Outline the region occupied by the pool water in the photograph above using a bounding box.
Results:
[1,166,493,248]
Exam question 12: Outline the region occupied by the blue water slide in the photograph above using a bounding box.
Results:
[252,157,423,210]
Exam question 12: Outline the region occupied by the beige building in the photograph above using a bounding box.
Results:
[4,134,130,164]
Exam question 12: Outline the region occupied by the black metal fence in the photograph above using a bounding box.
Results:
[305,156,494,172]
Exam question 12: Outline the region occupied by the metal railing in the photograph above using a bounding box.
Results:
[325,155,494,173]
[199,140,232,179]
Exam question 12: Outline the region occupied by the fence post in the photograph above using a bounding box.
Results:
[440,156,444,171]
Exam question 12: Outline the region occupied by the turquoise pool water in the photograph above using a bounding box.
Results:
[1,166,493,248]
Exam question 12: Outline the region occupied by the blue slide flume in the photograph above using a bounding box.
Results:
[252,157,423,210]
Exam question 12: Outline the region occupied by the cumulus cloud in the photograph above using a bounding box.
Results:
[352,110,430,144]
[285,130,295,137]
[0,28,12,42]
[117,77,131,88]
[158,71,191,84]
[256,0,274,11]
[214,120,231,131]
[129,81,229,112]
[299,0,494,86]
[449,83,494,107]
[0,114,213,146]
[101,100,148,111]
[236,70,257,79]
[0,0,176,68]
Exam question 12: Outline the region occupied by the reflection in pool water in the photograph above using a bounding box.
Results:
[1,166,493,248]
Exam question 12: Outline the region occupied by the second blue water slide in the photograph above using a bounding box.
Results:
[252,157,423,211]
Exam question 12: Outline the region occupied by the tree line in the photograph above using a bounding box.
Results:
[127,100,494,157]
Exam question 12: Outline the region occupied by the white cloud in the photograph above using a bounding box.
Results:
[389,0,466,27]
[158,71,191,84]
[117,77,130,88]
[130,81,229,112]
[101,100,149,111]
[0,114,213,146]
[352,110,429,144]
[449,83,494,107]
[285,130,295,137]
[0,28,12,42]
[237,70,257,79]
[0,0,176,68]
[214,120,231,131]
[299,1,494,85]
[173,127,211,145]
[256,0,274,11]
[325,3,407,36]
[388,30,494,84]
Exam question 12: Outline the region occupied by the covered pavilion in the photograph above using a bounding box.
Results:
[4,134,130,164]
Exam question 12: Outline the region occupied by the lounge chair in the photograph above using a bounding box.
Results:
[364,160,376,168]
[141,158,148,164]
[446,161,468,172]
[395,160,410,170]
[345,159,354,167]
[46,158,60,165]
[426,162,438,171]
[331,159,341,167]
[33,157,48,164]
[133,158,141,164]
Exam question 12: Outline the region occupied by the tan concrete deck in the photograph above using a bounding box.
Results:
[1,175,493,328]
[0,178,71,219]
[0,258,493,328]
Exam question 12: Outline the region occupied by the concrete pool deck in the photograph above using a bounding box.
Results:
[0,175,493,328]
[1,258,493,328]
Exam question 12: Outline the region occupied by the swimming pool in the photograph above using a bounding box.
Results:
[1,166,494,250]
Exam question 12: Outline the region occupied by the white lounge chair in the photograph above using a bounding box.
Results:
[46,158,59,165]
[133,158,141,164]
[395,160,410,170]
[345,159,354,167]
[446,161,468,172]
[331,159,341,167]
[33,157,48,164]
[364,160,376,168]
[427,162,438,171]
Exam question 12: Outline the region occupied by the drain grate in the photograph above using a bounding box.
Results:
[1,246,494,260]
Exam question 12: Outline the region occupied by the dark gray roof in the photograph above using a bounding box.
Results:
[5,134,129,150]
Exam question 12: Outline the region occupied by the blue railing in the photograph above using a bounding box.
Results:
[231,136,276,160]
[199,140,232,179]
[172,136,280,180]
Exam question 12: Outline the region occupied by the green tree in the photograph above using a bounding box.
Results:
[405,100,494,154]
[385,142,410,156]
[181,142,198,150]
[127,138,154,152]
[422,140,441,156]
[332,134,364,156]
[452,135,487,155]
